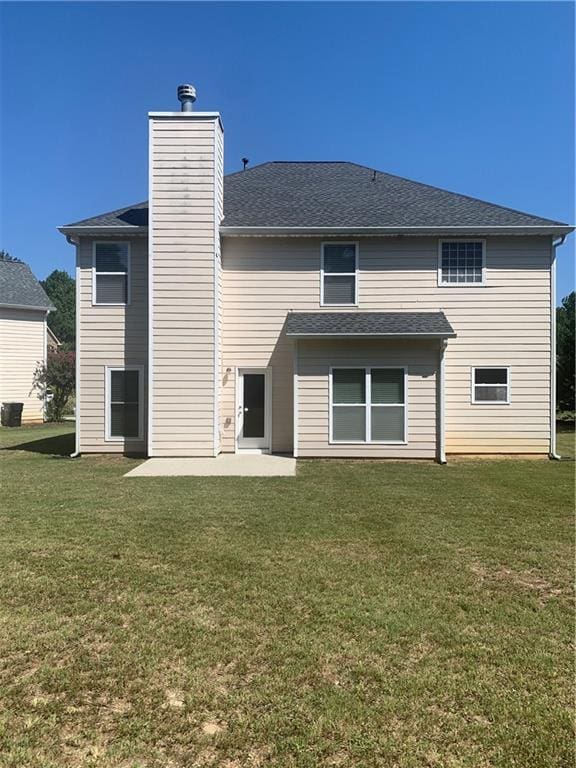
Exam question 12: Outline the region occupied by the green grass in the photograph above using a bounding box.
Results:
[0,424,573,768]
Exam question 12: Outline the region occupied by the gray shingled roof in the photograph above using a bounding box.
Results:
[285,311,456,337]
[0,261,54,310]
[60,162,568,230]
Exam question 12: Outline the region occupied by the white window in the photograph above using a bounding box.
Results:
[93,242,130,305]
[105,366,143,440]
[321,243,358,305]
[438,241,485,286]
[330,367,407,443]
[472,367,510,404]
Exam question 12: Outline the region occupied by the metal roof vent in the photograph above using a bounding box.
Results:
[177,84,196,112]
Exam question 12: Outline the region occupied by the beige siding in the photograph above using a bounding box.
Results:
[77,237,148,453]
[297,340,438,458]
[221,236,551,455]
[149,114,223,456]
[0,307,46,422]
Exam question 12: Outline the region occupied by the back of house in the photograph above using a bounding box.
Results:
[59,86,573,460]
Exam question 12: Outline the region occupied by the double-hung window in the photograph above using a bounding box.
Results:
[331,368,406,443]
[105,367,143,440]
[93,242,130,304]
[321,243,358,305]
[438,241,484,285]
[472,367,510,404]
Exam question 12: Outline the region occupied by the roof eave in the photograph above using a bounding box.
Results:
[0,302,54,312]
[58,226,148,236]
[221,225,573,237]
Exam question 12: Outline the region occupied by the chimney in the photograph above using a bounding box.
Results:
[148,86,224,457]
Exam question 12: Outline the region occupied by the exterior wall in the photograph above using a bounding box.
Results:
[221,235,551,455]
[149,113,223,457]
[296,339,438,458]
[77,236,148,453]
[0,307,46,422]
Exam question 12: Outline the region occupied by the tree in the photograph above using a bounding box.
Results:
[0,250,21,262]
[41,270,75,348]
[557,291,575,413]
[31,350,75,422]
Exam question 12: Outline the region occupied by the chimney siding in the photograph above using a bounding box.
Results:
[148,113,224,456]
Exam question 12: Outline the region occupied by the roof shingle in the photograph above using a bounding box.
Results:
[285,311,456,337]
[0,261,54,310]
[60,162,568,231]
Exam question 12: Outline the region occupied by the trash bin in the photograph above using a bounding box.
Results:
[1,402,24,427]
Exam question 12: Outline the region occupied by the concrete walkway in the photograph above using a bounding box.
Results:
[124,453,296,477]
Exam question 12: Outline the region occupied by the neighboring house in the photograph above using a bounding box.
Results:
[0,261,54,423]
[47,326,61,351]
[59,85,573,460]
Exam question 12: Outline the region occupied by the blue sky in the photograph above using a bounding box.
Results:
[1,1,574,299]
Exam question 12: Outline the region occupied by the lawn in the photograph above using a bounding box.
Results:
[0,424,573,768]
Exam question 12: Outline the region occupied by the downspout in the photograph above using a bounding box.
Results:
[549,235,566,460]
[66,235,81,457]
[438,338,447,464]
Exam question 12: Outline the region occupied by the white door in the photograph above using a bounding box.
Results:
[237,369,271,451]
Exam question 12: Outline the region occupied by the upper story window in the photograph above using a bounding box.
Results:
[472,367,510,404]
[321,243,358,305]
[93,242,130,305]
[438,241,485,286]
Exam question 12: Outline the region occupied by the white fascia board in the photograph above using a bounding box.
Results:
[220,225,573,237]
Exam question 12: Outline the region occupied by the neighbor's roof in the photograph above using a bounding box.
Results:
[59,162,571,235]
[0,261,54,310]
[285,311,456,338]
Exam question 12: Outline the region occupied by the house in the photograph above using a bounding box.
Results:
[0,261,54,423]
[59,85,573,460]
[47,326,61,351]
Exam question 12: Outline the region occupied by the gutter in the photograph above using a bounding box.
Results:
[438,339,448,464]
[220,225,574,237]
[549,234,567,460]
[0,302,55,312]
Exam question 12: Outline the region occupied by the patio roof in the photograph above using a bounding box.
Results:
[285,311,456,338]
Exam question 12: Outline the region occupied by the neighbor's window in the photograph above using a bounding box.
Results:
[331,368,406,443]
[322,243,358,305]
[94,242,129,304]
[472,367,510,404]
[106,367,142,439]
[439,241,484,285]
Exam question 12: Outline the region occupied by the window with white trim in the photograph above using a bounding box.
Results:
[439,241,484,285]
[472,367,510,404]
[321,243,358,305]
[106,367,142,439]
[331,368,406,443]
[94,242,129,304]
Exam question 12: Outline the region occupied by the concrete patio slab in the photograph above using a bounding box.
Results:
[124,454,296,477]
